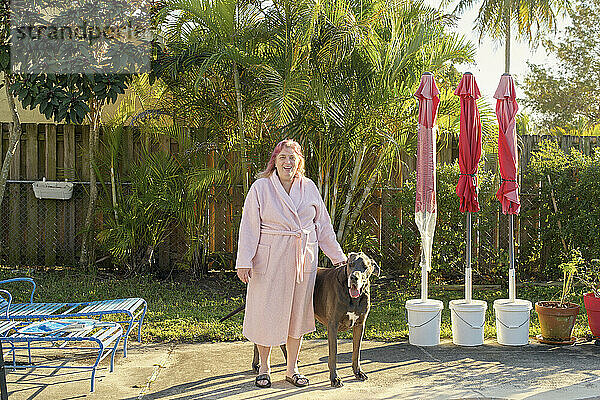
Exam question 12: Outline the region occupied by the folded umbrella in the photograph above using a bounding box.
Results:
[455,73,482,213]
[495,74,520,214]
[414,72,440,301]
[494,73,520,301]
[454,72,482,303]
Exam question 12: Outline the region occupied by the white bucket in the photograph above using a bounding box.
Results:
[493,299,532,346]
[405,299,444,346]
[449,299,487,346]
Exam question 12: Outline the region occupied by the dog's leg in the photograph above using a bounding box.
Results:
[352,321,368,381]
[327,321,342,387]
[252,344,260,374]
[280,344,288,362]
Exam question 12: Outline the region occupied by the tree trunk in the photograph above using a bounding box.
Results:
[343,170,378,242]
[233,62,249,195]
[0,73,21,206]
[79,100,101,267]
[337,146,366,241]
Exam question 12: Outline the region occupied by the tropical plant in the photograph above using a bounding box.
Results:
[154,0,271,195]
[97,144,183,274]
[278,0,479,250]
[451,0,570,73]
[557,248,583,305]
[144,0,492,269]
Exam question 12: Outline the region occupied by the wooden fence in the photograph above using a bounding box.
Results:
[1,124,599,269]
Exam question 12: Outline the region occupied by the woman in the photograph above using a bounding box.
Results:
[236,139,347,389]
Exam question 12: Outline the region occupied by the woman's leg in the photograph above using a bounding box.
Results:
[256,344,272,384]
[285,335,302,377]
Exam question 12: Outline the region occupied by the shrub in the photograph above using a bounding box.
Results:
[383,161,501,284]
[526,140,600,277]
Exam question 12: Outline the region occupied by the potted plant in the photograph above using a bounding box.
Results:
[576,259,600,338]
[535,249,581,344]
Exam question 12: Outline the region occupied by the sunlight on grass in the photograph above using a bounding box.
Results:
[0,269,594,343]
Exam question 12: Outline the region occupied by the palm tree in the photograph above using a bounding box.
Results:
[280,0,478,247]
[155,0,268,195]
[452,0,570,73]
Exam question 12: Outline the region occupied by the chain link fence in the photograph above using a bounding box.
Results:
[0,174,576,283]
[0,181,89,266]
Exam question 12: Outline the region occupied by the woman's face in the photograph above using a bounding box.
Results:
[275,146,300,182]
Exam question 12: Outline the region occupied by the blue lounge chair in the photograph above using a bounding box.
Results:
[0,318,123,392]
[0,277,147,357]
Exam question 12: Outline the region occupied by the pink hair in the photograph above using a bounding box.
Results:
[257,139,306,179]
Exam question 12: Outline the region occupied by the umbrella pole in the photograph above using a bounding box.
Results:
[466,212,472,303]
[422,252,428,301]
[509,214,516,302]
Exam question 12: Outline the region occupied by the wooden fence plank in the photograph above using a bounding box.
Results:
[81,125,90,181]
[0,123,3,163]
[8,123,20,265]
[45,124,57,266]
[26,124,38,264]
[64,125,76,263]
[64,125,75,180]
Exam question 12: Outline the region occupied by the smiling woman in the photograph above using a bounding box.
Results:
[235,139,346,389]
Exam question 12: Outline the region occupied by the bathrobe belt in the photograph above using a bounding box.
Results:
[260,223,320,283]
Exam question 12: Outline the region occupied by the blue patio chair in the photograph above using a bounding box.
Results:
[0,278,147,357]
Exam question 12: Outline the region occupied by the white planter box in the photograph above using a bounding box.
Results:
[32,179,74,200]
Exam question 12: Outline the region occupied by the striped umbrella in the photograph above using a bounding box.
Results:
[414,72,440,301]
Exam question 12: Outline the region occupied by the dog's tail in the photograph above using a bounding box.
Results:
[219,303,245,323]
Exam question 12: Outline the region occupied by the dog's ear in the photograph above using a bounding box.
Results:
[370,260,381,277]
[347,252,358,264]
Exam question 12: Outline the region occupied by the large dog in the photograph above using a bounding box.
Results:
[223,252,379,387]
[312,251,379,387]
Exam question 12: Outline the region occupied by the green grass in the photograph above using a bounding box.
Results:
[0,268,593,342]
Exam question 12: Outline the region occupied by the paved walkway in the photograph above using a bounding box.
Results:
[4,339,600,399]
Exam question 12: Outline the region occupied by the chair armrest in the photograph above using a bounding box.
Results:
[0,277,36,303]
[0,289,13,318]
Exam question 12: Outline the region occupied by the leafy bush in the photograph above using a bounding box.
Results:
[525,140,600,277]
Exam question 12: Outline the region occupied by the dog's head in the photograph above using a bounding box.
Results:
[345,252,380,299]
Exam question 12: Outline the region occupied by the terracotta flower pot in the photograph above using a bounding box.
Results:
[583,292,600,338]
[535,301,579,342]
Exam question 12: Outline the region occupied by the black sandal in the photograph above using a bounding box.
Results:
[255,373,271,388]
[286,373,309,387]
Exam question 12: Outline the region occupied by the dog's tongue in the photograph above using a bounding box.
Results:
[349,287,360,298]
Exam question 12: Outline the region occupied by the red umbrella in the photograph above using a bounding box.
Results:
[454,72,482,303]
[494,74,520,214]
[455,73,482,213]
[414,72,440,301]
[494,73,520,301]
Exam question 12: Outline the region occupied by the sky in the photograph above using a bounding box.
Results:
[425,1,567,105]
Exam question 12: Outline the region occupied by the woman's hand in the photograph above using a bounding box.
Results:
[237,268,252,283]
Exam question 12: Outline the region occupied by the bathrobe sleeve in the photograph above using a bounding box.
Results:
[235,183,261,269]
[312,182,347,265]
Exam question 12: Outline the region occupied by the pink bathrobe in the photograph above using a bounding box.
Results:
[236,171,347,346]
